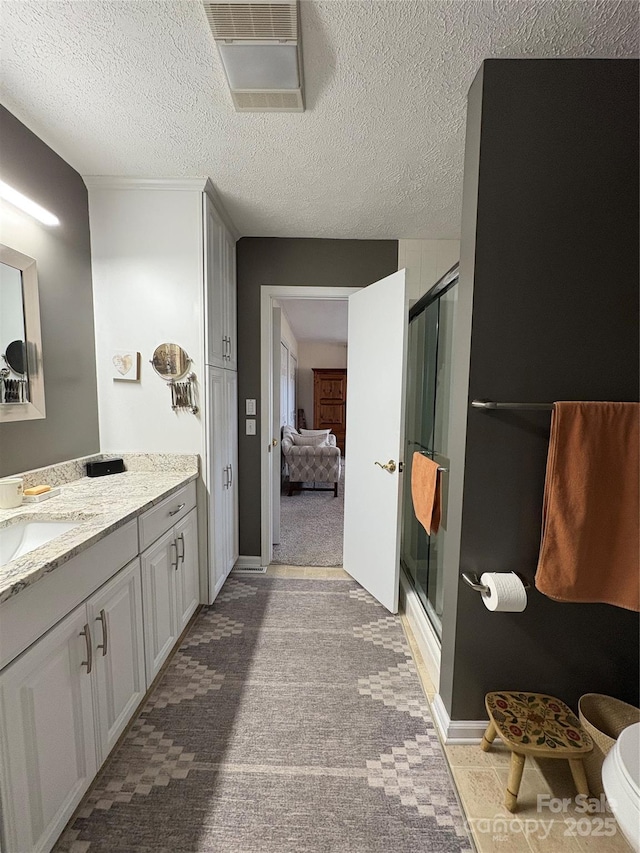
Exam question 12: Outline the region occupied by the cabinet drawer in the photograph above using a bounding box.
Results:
[0,520,138,671]
[138,481,196,552]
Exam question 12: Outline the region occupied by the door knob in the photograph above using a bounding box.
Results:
[374,459,396,473]
[272,439,278,447]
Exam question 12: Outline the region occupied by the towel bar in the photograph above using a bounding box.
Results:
[472,400,554,411]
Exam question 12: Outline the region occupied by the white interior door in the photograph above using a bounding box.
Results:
[343,269,408,612]
[288,353,297,426]
[272,308,282,545]
[280,341,289,427]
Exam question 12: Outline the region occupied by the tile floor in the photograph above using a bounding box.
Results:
[399,613,633,853]
[263,566,632,853]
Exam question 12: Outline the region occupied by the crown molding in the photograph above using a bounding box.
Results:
[202,178,241,241]
[83,176,241,240]
[83,176,210,192]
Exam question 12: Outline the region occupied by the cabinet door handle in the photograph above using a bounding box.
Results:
[79,623,93,674]
[177,532,185,564]
[95,609,108,657]
[223,464,229,488]
[171,540,179,571]
[228,463,233,487]
[169,502,186,517]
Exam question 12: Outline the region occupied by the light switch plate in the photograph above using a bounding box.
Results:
[245,418,256,435]
[245,399,256,416]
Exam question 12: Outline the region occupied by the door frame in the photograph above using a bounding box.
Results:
[260,285,361,567]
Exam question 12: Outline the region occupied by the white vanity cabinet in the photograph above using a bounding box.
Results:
[141,528,179,682]
[0,478,201,853]
[88,559,146,759]
[140,483,199,682]
[175,509,200,632]
[0,558,145,853]
[0,605,97,853]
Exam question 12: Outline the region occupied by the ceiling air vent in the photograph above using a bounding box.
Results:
[204,2,297,40]
[203,1,304,113]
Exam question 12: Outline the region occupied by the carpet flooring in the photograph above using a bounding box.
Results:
[56,576,473,853]
[272,464,345,566]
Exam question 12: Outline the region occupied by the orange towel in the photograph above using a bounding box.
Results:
[411,452,442,535]
[535,402,640,611]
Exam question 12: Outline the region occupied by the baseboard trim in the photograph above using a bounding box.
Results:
[431,694,488,745]
[399,569,441,690]
[234,556,267,570]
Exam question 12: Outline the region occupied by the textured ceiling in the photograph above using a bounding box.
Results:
[281,298,349,342]
[1,1,637,239]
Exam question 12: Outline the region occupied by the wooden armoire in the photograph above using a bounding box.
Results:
[312,368,347,453]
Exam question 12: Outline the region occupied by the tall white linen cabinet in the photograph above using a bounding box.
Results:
[88,178,239,604]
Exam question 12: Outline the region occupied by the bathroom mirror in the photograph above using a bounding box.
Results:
[151,343,191,381]
[0,245,46,422]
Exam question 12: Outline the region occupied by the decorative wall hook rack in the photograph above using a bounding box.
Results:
[150,343,198,415]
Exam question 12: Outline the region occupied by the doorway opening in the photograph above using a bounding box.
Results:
[260,286,360,568]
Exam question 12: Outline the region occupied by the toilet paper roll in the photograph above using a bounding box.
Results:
[480,572,527,612]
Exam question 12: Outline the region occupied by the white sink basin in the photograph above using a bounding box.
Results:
[0,520,80,568]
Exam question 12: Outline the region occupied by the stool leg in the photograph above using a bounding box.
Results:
[569,759,590,797]
[481,721,497,753]
[505,752,526,813]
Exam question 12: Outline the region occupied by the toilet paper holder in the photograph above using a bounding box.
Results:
[461,571,530,593]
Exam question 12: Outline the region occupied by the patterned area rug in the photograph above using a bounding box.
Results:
[272,464,345,566]
[56,576,473,853]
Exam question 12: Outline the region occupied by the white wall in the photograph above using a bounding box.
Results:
[297,340,348,426]
[88,187,205,459]
[398,239,460,302]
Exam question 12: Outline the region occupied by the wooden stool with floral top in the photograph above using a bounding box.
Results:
[482,691,594,812]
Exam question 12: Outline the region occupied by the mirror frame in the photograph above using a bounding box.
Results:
[0,244,46,422]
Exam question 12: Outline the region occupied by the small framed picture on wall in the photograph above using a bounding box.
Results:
[112,350,140,382]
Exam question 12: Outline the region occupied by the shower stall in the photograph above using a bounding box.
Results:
[400,264,459,639]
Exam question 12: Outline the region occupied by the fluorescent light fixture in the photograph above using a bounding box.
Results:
[0,181,60,226]
[218,43,299,90]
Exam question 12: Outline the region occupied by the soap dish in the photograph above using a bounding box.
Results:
[23,487,61,503]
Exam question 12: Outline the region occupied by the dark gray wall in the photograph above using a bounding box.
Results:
[451,59,639,719]
[0,107,99,475]
[236,238,398,555]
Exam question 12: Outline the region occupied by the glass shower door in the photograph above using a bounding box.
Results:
[400,279,457,639]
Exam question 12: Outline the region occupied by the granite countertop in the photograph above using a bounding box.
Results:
[0,463,199,605]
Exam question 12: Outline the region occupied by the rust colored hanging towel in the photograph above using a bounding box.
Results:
[535,401,640,611]
[411,452,442,535]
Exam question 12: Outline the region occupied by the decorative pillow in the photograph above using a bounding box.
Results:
[291,433,328,447]
[299,429,332,437]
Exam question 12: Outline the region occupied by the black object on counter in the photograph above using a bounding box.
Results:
[86,458,126,477]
